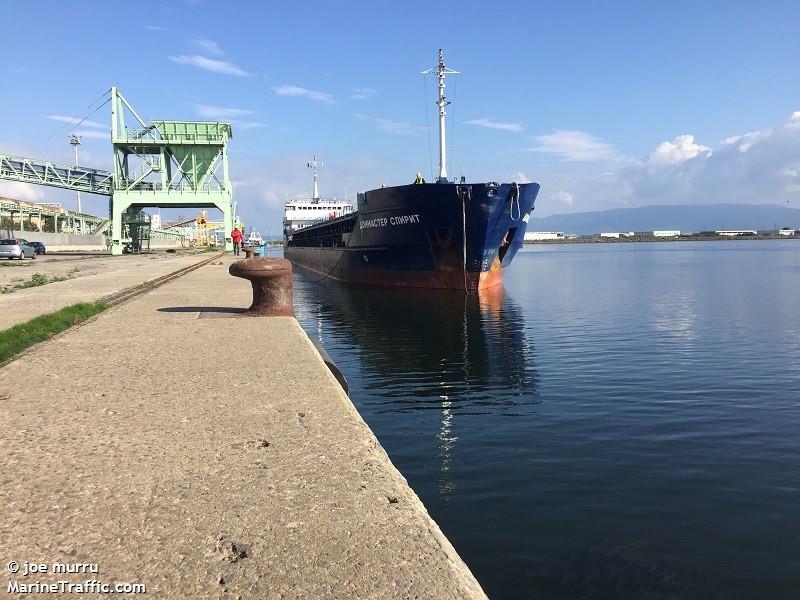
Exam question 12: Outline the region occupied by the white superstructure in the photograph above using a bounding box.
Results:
[284,198,354,232]
[283,154,355,233]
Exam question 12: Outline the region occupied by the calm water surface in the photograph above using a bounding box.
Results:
[290,241,800,599]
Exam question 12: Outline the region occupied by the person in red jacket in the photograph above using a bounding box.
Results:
[231,227,243,256]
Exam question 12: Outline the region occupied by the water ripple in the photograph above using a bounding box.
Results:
[293,241,800,599]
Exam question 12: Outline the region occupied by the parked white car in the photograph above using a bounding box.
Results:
[0,238,37,260]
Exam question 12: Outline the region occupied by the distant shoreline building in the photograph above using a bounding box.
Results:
[716,230,758,237]
[524,231,565,241]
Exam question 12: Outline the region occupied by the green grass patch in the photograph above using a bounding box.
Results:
[0,270,77,294]
[0,300,108,363]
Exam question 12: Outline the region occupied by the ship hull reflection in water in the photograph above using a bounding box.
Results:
[292,278,539,500]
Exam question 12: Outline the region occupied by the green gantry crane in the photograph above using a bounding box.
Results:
[0,87,235,255]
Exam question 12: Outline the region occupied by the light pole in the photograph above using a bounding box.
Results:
[69,135,82,215]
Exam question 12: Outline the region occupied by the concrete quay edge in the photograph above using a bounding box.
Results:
[0,259,487,599]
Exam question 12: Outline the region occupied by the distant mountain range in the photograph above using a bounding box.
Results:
[528,203,800,235]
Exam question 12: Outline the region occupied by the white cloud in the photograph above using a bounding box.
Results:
[514,171,533,184]
[231,121,267,130]
[0,181,45,201]
[355,114,425,135]
[169,54,249,77]
[528,111,800,217]
[619,110,800,206]
[273,85,335,105]
[145,25,166,31]
[190,106,268,131]
[190,38,224,56]
[351,88,376,100]
[46,115,106,129]
[73,129,109,140]
[551,190,575,207]
[779,167,799,178]
[787,111,800,128]
[648,134,711,165]
[528,130,622,162]
[465,118,523,133]
[720,131,763,153]
[194,104,255,118]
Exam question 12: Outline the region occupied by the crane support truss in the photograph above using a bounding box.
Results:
[0,154,113,196]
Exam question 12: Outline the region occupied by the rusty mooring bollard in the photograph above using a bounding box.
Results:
[228,258,294,316]
[243,247,255,258]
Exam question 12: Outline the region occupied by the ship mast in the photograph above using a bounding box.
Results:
[307,154,322,200]
[423,49,459,183]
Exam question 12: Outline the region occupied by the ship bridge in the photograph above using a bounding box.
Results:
[284,198,354,232]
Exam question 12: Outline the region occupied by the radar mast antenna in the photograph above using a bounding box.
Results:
[422,49,459,183]
[307,154,323,200]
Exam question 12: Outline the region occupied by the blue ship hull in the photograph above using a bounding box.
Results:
[285,181,539,290]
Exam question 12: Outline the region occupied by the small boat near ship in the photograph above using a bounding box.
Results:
[283,49,539,291]
[245,229,264,246]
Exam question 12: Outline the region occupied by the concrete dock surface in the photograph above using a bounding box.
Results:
[0,258,487,598]
[0,251,218,330]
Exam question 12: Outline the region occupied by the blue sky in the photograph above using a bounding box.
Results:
[2,0,799,233]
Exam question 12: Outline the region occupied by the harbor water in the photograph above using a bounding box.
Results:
[290,241,800,599]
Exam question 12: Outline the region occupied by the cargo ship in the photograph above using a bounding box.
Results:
[284,50,540,291]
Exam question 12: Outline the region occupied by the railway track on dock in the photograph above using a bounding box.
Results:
[104,252,224,307]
